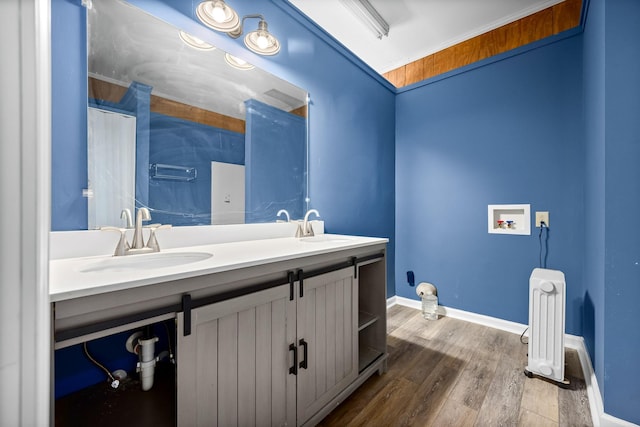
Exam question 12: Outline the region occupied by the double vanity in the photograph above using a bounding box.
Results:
[51,224,388,426]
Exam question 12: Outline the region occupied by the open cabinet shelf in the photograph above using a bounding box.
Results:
[358,310,379,332]
[356,258,387,375]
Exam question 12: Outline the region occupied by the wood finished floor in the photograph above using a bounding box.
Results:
[319,305,592,427]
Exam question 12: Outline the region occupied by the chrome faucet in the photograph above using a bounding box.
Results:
[276,209,290,222]
[297,209,320,237]
[102,207,172,256]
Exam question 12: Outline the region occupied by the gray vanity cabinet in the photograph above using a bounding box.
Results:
[176,267,358,427]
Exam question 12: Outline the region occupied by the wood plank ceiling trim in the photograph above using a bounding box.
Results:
[383,0,582,88]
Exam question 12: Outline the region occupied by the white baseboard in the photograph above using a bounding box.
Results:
[388,297,638,427]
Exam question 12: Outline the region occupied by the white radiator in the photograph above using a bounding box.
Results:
[526,268,566,383]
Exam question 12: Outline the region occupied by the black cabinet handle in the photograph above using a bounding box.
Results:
[299,339,308,369]
[298,270,304,298]
[289,343,297,375]
[288,271,295,301]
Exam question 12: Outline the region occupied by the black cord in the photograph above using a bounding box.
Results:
[538,226,544,268]
[538,222,549,268]
[520,327,528,344]
[544,226,550,268]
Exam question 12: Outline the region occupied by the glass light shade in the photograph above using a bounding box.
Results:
[244,20,280,55]
[178,31,215,51]
[196,0,240,33]
[224,53,255,70]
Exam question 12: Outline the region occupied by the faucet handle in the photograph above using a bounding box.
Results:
[145,224,172,252]
[100,226,130,256]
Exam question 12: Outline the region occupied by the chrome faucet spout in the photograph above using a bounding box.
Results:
[131,207,151,249]
[301,209,320,237]
[120,208,133,229]
[276,209,290,222]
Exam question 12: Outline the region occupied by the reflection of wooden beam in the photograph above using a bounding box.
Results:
[88,77,246,134]
[88,77,127,103]
[150,96,245,134]
[289,104,307,119]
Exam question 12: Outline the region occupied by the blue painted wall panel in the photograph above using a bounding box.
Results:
[148,113,245,226]
[51,0,87,230]
[602,0,640,422]
[396,37,585,334]
[582,0,606,400]
[245,99,306,223]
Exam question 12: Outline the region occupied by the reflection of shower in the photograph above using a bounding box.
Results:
[525,268,568,386]
[87,107,136,229]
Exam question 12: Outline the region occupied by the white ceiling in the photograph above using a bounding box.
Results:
[289,0,565,74]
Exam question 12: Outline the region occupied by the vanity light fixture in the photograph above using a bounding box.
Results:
[229,15,281,56]
[195,0,240,33]
[196,1,281,55]
[178,31,216,51]
[339,0,389,39]
[224,53,255,70]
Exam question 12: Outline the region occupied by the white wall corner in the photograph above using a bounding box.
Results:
[386,297,638,427]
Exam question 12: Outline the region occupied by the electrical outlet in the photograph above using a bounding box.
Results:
[535,211,549,227]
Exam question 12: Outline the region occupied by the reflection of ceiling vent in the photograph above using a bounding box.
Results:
[264,88,303,109]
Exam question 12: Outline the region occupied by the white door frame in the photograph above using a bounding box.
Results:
[0,0,51,425]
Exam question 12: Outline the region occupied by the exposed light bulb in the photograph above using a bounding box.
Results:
[211,4,226,22]
[256,34,269,49]
[230,54,246,65]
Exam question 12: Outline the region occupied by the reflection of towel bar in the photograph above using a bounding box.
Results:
[150,163,197,182]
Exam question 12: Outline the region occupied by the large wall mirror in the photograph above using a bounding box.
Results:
[82,0,308,229]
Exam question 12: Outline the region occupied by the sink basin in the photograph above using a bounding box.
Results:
[78,251,213,273]
[299,235,352,243]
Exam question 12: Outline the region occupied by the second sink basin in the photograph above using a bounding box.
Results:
[78,251,213,273]
[299,235,352,243]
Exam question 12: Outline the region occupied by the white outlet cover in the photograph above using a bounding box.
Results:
[535,211,549,227]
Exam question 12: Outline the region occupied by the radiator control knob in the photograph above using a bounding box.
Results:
[539,280,556,293]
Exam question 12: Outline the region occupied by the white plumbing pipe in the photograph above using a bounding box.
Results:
[137,336,159,391]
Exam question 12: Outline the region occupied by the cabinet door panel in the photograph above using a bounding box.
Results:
[177,284,296,427]
[238,309,256,426]
[217,314,239,426]
[255,303,273,422]
[297,267,358,424]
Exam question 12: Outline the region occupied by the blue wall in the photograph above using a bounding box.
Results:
[582,0,606,405]
[51,0,87,230]
[600,0,640,422]
[395,37,585,334]
[245,99,306,223]
[148,113,245,226]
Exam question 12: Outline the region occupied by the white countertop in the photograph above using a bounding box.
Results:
[49,234,387,302]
